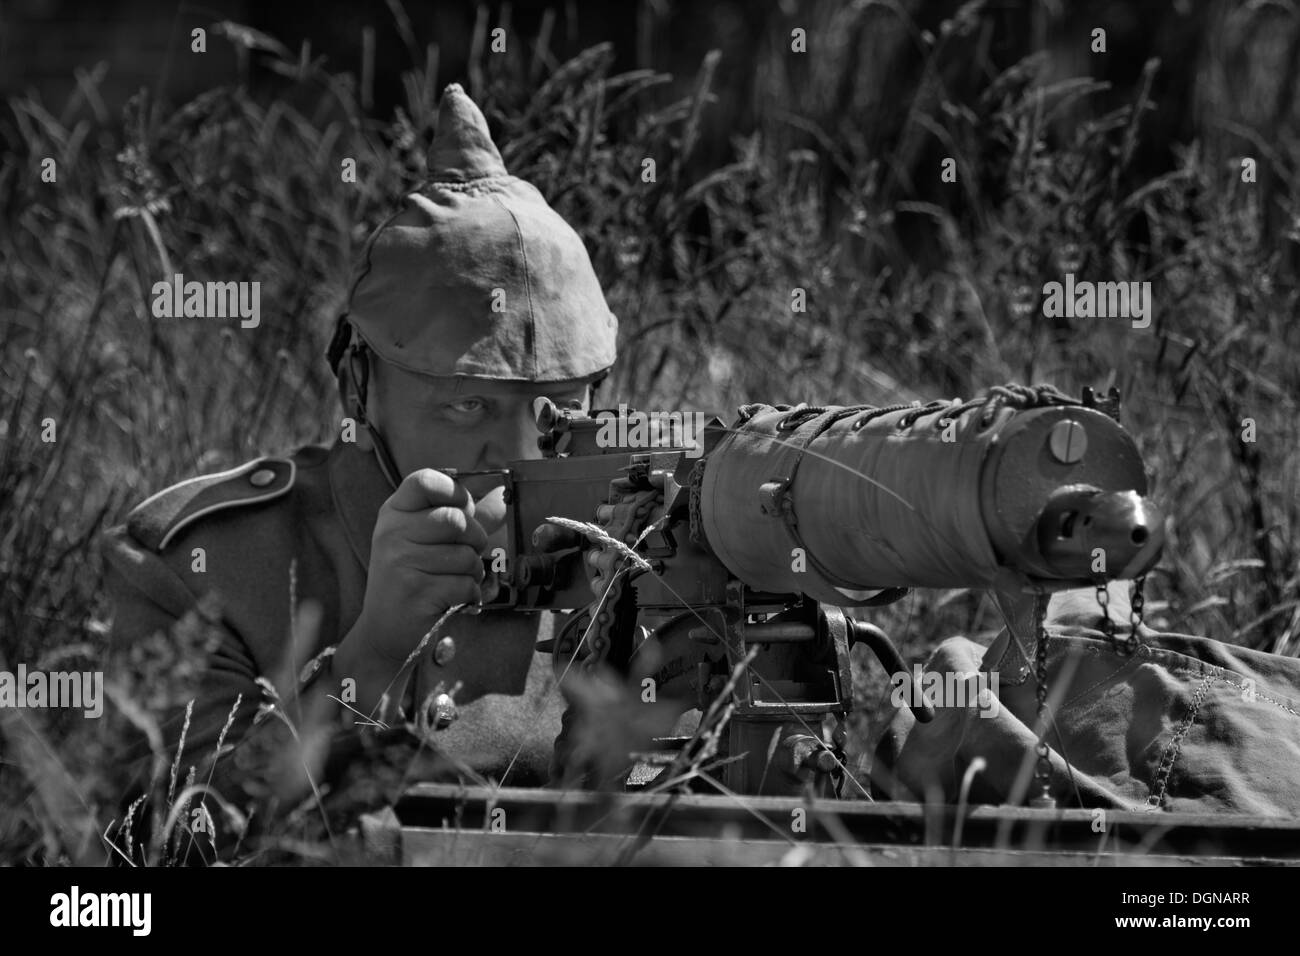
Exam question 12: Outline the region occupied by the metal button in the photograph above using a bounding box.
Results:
[1047,419,1087,464]
[432,693,458,729]
[249,468,276,488]
[434,636,456,666]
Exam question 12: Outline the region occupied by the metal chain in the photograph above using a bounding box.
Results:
[1094,579,1113,646]
[1095,575,1147,655]
[578,489,659,673]
[687,459,707,548]
[584,575,625,673]
[1030,589,1055,809]
[1128,573,1147,653]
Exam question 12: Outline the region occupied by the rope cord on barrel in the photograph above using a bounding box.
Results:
[735,382,1082,434]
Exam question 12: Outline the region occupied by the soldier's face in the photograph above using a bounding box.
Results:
[369,359,590,497]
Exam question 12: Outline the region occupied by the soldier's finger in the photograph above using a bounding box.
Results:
[401,507,491,552]
[407,544,485,581]
[473,486,508,538]
[434,575,483,610]
[387,468,473,514]
[480,572,501,605]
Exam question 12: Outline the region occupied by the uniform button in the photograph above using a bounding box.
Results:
[249,468,276,488]
[432,693,458,729]
[434,636,456,666]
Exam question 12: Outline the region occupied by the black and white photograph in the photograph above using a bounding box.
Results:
[0,0,1294,921]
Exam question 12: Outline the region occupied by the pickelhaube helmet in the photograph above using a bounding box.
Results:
[328,83,618,384]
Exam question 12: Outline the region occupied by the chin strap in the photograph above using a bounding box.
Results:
[330,315,402,491]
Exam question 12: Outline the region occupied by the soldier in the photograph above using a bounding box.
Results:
[105,87,1300,855]
[104,84,617,839]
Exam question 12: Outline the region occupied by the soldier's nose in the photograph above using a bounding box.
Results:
[481,426,537,466]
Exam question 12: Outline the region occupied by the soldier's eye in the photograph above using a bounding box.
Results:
[446,398,488,416]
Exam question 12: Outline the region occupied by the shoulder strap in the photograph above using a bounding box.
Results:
[126,457,296,552]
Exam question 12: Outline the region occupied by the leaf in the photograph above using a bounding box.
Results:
[542,516,652,571]
[212,21,292,60]
[1206,559,1265,584]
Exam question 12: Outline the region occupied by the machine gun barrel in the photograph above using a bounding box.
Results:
[698,390,1164,604]
[488,385,1163,613]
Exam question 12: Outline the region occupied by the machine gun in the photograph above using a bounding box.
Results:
[451,382,1164,802]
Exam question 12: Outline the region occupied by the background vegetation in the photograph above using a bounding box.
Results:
[3,0,1299,864]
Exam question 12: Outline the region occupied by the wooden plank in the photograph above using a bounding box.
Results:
[400,828,1286,867]
[395,784,1300,862]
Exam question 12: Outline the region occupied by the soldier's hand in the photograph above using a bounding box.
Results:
[353,469,506,666]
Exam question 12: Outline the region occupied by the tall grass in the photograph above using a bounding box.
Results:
[2,2,1299,863]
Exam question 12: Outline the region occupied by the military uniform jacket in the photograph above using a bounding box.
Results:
[104,440,565,813]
